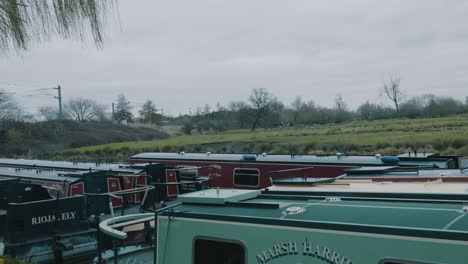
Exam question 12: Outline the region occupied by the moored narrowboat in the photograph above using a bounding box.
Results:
[100,188,468,263]
[129,152,464,189]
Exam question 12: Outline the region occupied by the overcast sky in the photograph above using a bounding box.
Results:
[1,0,468,116]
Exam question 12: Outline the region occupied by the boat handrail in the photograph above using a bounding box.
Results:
[84,185,155,196]
[85,185,156,217]
[151,179,210,185]
[99,203,182,240]
[99,213,154,240]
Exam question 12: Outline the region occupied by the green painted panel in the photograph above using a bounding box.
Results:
[157,217,468,264]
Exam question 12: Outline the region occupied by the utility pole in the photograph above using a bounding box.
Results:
[112,102,115,120]
[53,85,63,119]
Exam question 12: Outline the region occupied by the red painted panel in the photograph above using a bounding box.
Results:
[134,174,147,203]
[107,177,122,208]
[128,158,352,189]
[123,176,135,202]
[70,182,84,196]
[166,169,179,197]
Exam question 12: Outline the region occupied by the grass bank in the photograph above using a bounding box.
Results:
[51,114,468,162]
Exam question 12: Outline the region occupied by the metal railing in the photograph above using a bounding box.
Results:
[98,203,181,264]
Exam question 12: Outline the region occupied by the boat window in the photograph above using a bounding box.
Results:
[233,168,260,187]
[193,238,245,264]
[379,258,440,264]
[177,165,198,177]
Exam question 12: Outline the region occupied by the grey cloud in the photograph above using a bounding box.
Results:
[1,0,467,115]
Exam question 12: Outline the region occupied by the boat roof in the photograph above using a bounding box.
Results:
[131,152,450,168]
[0,158,144,175]
[0,167,84,183]
[171,189,468,240]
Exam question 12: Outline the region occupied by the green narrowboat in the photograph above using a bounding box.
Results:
[101,188,468,263]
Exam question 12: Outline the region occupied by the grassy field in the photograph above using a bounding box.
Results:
[52,114,468,161]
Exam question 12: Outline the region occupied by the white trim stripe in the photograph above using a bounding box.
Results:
[443,213,467,230]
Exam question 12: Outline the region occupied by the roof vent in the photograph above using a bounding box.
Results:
[206,152,211,156]
[336,153,342,158]
[261,152,267,157]
[325,197,341,202]
[378,181,392,185]
[375,154,382,159]
[283,206,305,215]
[242,154,257,161]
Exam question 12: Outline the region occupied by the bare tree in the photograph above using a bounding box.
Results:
[64,97,106,122]
[0,90,25,120]
[92,103,108,121]
[334,94,348,112]
[382,77,403,113]
[248,88,275,131]
[290,96,306,125]
[228,101,250,128]
[38,106,59,121]
[0,0,117,52]
[0,91,15,116]
[334,94,351,122]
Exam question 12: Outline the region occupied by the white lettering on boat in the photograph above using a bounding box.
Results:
[31,211,77,225]
[256,238,352,264]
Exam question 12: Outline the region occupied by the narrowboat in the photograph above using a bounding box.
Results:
[0,166,147,211]
[0,164,207,263]
[0,158,210,198]
[0,160,200,209]
[100,188,468,263]
[129,152,463,189]
[0,178,96,263]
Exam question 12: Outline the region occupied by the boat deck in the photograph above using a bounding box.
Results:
[169,189,468,240]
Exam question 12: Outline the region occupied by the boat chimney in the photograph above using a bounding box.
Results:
[206,152,211,156]
[179,151,185,155]
[336,153,342,159]
[262,152,267,157]
[375,154,382,159]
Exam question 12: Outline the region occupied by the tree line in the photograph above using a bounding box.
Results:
[1,77,468,134]
[0,92,163,125]
[177,79,468,134]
